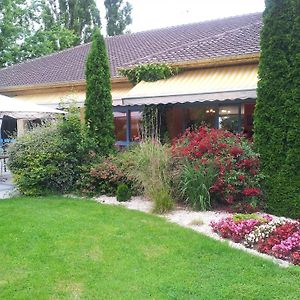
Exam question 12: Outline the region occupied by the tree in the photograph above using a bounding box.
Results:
[41,0,101,43]
[0,0,32,67]
[104,0,132,36]
[254,0,300,218]
[84,29,115,155]
[0,0,101,67]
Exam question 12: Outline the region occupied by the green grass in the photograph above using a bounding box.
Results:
[0,197,299,299]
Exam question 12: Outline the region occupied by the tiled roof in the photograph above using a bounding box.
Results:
[0,12,262,89]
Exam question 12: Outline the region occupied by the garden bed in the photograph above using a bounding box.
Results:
[211,214,300,266]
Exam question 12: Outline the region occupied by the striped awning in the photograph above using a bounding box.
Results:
[122,64,258,106]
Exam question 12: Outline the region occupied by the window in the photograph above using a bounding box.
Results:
[219,105,243,133]
[113,111,142,142]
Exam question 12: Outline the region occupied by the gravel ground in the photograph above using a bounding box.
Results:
[95,195,290,268]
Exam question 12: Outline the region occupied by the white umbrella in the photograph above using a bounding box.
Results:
[0,94,66,119]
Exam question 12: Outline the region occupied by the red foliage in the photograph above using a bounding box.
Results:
[172,126,263,208]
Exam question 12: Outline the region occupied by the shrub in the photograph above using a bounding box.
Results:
[125,139,174,213]
[179,161,216,210]
[172,126,264,209]
[227,202,261,214]
[116,183,131,202]
[77,155,139,197]
[8,110,86,195]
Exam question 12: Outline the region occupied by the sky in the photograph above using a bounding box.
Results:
[97,0,265,34]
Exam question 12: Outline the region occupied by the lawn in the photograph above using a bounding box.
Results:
[0,197,299,299]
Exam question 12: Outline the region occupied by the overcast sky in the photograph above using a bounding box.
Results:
[97,0,265,34]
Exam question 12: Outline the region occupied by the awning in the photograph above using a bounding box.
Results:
[122,64,258,106]
[0,94,66,119]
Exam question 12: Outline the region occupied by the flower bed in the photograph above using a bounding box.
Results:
[210,214,300,266]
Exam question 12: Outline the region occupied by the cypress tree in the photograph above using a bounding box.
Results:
[85,29,115,156]
[254,0,300,218]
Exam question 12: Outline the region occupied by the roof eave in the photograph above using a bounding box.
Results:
[171,53,260,69]
[0,77,129,94]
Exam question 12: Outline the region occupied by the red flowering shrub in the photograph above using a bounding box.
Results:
[227,202,260,214]
[172,126,264,209]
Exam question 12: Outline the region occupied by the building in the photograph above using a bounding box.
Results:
[0,12,261,145]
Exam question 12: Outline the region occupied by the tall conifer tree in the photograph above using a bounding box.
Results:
[84,29,115,155]
[254,0,300,217]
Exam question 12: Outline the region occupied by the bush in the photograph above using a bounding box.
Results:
[116,183,131,202]
[172,126,264,210]
[125,139,174,213]
[8,110,86,195]
[77,154,141,197]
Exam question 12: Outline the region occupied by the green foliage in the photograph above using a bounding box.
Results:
[151,186,174,214]
[116,183,131,202]
[120,63,180,142]
[265,171,300,219]
[0,0,32,67]
[41,0,101,43]
[19,26,78,61]
[85,29,115,156]
[105,0,132,36]
[254,0,300,218]
[0,0,101,67]
[8,110,86,195]
[120,63,180,85]
[179,161,216,211]
[232,213,269,223]
[124,140,174,213]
